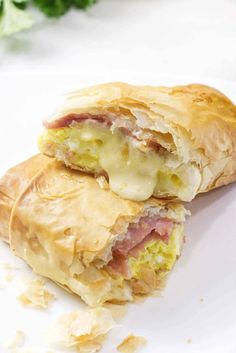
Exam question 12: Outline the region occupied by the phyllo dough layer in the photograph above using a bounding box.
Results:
[0,155,187,306]
[39,82,236,202]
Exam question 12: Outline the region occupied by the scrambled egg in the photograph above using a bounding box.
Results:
[128,225,183,280]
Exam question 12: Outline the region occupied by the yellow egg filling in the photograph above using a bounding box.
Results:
[128,224,183,281]
[39,122,201,201]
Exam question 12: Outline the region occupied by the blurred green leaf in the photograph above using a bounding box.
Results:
[73,0,96,10]
[0,0,33,37]
[0,0,97,37]
[33,0,72,17]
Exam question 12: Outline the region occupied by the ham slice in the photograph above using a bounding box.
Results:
[128,231,163,258]
[44,113,110,129]
[113,216,173,257]
[44,114,163,153]
[107,216,173,278]
[107,254,131,279]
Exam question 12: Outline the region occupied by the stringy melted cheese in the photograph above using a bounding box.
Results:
[39,121,201,201]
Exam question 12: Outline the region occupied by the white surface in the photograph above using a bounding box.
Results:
[1,0,236,351]
[0,0,236,82]
[0,73,236,353]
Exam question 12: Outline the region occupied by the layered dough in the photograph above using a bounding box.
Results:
[39,82,236,202]
[0,154,49,243]
[0,155,187,306]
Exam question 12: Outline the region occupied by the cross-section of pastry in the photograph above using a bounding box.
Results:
[0,155,187,306]
[39,82,236,202]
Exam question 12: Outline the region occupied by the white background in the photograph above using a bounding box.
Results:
[0,1,236,353]
[0,0,236,81]
[0,73,235,353]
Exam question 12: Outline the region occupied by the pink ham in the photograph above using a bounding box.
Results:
[113,216,173,257]
[107,216,174,278]
[107,255,131,279]
[128,231,163,258]
[44,114,163,152]
[108,231,162,278]
[44,113,111,129]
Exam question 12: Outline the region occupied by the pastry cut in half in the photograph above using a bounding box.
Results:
[39,82,236,202]
[0,155,187,306]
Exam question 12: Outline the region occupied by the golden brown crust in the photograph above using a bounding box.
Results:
[45,82,236,197]
[10,158,144,256]
[0,155,186,306]
[0,155,49,243]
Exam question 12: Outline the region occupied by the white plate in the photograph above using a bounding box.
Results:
[0,73,235,353]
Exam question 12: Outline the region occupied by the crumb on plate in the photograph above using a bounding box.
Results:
[4,330,25,349]
[117,335,147,353]
[17,278,55,309]
[48,307,114,353]
[1,262,18,282]
[186,338,192,344]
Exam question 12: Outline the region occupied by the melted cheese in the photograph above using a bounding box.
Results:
[98,132,160,200]
[39,122,201,201]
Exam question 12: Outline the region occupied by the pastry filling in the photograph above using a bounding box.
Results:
[73,214,183,298]
[106,215,183,293]
[39,116,201,201]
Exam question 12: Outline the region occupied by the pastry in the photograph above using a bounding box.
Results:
[39,82,236,201]
[0,155,187,306]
